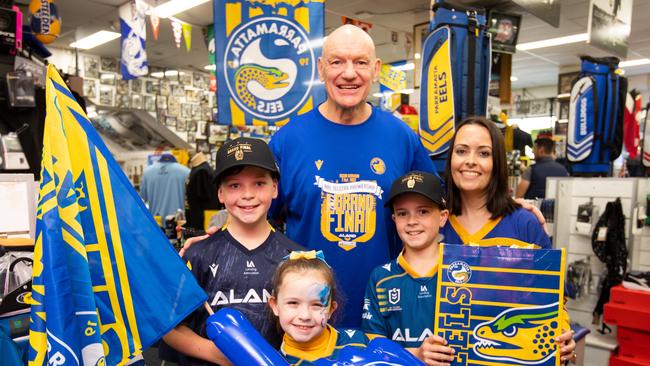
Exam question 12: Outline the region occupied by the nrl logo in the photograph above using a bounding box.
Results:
[388,288,400,305]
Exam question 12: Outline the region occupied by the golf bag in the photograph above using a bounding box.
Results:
[419,0,491,173]
[567,56,627,175]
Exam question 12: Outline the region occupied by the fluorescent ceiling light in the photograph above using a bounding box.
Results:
[517,33,588,51]
[150,70,182,78]
[204,64,216,71]
[414,53,421,60]
[391,63,414,71]
[70,31,120,50]
[619,59,650,68]
[510,76,518,82]
[152,0,210,18]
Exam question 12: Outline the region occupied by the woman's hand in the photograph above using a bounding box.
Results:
[515,198,549,235]
[556,329,577,364]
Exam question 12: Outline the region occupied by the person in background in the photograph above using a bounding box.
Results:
[440,116,576,363]
[516,137,569,199]
[163,137,302,365]
[186,151,219,230]
[269,251,368,365]
[268,24,436,328]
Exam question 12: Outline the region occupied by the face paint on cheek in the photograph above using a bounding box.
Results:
[308,283,332,329]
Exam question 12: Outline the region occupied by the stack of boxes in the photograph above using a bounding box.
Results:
[605,285,650,366]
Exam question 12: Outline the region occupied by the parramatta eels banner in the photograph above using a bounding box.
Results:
[28,65,207,366]
[435,244,566,366]
[214,0,325,126]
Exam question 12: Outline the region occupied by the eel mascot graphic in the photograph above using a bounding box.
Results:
[224,17,314,121]
[472,302,560,365]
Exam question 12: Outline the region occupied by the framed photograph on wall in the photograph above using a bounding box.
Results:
[176,119,187,132]
[557,72,579,95]
[100,57,118,73]
[413,22,430,89]
[84,56,99,79]
[116,79,129,94]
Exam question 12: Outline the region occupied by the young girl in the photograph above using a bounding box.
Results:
[269,251,368,365]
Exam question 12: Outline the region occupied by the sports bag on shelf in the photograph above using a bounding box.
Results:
[419,0,491,173]
[567,56,627,175]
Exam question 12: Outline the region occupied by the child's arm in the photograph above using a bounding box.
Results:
[407,335,455,366]
[361,271,388,339]
[163,324,232,365]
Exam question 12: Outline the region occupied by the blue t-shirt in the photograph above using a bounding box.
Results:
[281,326,368,366]
[362,253,438,349]
[140,161,190,219]
[440,207,551,248]
[269,106,436,327]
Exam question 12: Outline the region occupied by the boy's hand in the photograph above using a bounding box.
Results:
[556,329,577,363]
[418,335,455,366]
[515,198,549,235]
[179,226,218,257]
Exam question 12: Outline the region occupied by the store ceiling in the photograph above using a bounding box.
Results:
[18,0,650,90]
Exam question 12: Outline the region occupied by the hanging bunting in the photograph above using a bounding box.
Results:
[182,23,192,51]
[150,14,160,40]
[214,0,325,126]
[171,20,182,48]
[119,0,148,80]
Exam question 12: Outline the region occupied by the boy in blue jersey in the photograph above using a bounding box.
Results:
[163,137,302,365]
[362,171,455,364]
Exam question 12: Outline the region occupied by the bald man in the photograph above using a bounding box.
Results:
[269,25,437,327]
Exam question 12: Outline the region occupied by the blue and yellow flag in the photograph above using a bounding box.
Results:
[28,65,207,366]
[435,244,565,366]
[214,0,326,126]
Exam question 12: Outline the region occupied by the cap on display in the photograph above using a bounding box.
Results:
[385,171,445,209]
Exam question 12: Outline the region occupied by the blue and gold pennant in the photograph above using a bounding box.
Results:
[435,244,566,366]
[214,0,326,126]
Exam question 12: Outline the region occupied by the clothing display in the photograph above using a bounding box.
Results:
[521,156,569,199]
[269,105,436,327]
[280,325,368,366]
[186,153,219,229]
[441,208,552,249]
[171,227,301,365]
[362,253,438,349]
[139,154,190,219]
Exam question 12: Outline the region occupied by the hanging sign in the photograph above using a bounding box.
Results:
[214,0,325,126]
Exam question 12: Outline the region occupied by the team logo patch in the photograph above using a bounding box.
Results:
[370,157,386,175]
[388,288,400,305]
[223,17,315,121]
[447,261,471,284]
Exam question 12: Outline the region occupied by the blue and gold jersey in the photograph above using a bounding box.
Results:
[281,325,368,366]
[440,208,551,249]
[362,253,438,349]
[269,106,436,327]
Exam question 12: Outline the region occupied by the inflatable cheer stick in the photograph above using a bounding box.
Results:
[313,338,425,366]
[205,308,289,366]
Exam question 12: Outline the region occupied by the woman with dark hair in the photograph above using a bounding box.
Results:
[441,116,550,248]
[440,116,576,363]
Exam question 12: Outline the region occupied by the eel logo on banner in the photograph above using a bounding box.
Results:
[28,65,207,366]
[120,0,148,80]
[435,244,566,366]
[215,0,325,126]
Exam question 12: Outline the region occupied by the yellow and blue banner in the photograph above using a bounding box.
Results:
[435,244,565,366]
[214,0,325,126]
[28,65,207,366]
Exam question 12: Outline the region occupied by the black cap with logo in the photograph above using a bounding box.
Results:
[385,171,445,209]
[213,137,279,185]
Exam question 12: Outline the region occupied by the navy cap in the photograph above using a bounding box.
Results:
[385,171,445,209]
[213,137,279,185]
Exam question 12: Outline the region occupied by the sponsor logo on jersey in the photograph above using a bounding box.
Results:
[363,298,371,311]
[211,288,271,306]
[370,157,386,175]
[382,263,392,272]
[223,17,315,120]
[209,263,219,277]
[344,330,357,338]
[392,328,433,343]
[315,159,323,170]
[447,260,471,284]
[244,260,259,275]
[418,284,432,299]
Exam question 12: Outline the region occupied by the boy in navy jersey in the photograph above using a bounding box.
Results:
[163,137,302,365]
[362,171,455,364]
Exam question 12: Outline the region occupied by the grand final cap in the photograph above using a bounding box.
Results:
[385,171,445,208]
[213,137,279,184]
